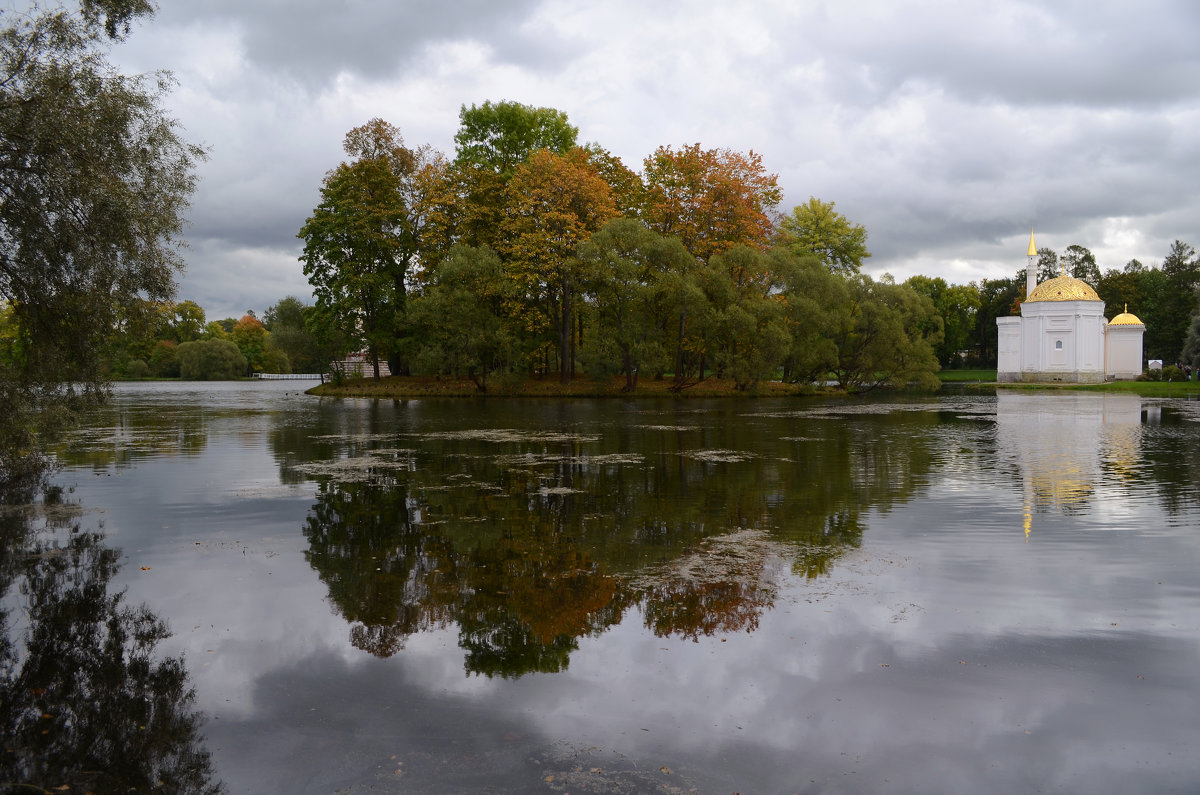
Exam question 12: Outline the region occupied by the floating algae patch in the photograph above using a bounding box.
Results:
[309,432,401,443]
[233,483,315,499]
[292,454,416,482]
[625,529,781,589]
[409,429,600,444]
[495,452,645,468]
[537,486,585,496]
[681,449,757,463]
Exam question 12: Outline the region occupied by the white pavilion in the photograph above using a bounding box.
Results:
[997,231,1145,383]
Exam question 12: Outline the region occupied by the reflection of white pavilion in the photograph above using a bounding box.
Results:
[995,392,1143,539]
[997,231,1145,383]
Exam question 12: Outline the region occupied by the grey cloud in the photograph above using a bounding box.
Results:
[155,0,555,88]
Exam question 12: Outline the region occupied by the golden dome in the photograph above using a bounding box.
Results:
[1108,305,1144,326]
[1025,275,1101,302]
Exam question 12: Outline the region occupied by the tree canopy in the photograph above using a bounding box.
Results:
[0,0,204,487]
[778,197,870,275]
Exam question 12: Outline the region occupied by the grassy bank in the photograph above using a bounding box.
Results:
[307,374,828,399]
[937,369,997,382]
[999,379,1200,397]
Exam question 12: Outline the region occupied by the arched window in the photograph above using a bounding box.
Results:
[1055,340,1063,350]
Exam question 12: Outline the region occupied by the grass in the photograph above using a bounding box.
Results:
[307,374,829,399]
[937,369,996,382]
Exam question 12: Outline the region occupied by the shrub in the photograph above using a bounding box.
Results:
[178,339,247,380]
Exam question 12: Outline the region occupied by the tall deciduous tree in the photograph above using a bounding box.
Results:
[299,119,428,379]
[405,244,520,392]
[1061,244,1100,286]
[453,100,578,178]
[577,218,691,390]
[641,143,781,262]
[500,148,617,383]
[0,0,204,487]
[449,101,578,253]
[904,275,981,367]
[777,198,871,276]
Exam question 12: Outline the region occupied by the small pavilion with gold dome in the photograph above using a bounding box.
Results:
[997,230,1145,383]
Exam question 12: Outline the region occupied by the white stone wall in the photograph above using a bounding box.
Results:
[996,317,1022,382]
[1104,325,1145,380]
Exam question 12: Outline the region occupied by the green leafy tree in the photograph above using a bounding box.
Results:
[453,100,578,179]
[148,339,179,377]
[777,197,870,275]
[171,300,207,342]
[972,272,1023,366]
[904,275,981,367]
[263,296,324,373]
[777,252,840,383]
[448,101,578,254]
[405,244,520,391]
[1036,247,1060,282]
[702,246,791,390]
[0,0,203,486]
[1158,240,1200,363]
[177,339,246,380]
[577,218,690,390]
[299,120,427,379]
[1061,244,1100,286]
[822,275,942,392]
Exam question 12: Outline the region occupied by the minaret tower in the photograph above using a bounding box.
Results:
[1026,228,1038,296]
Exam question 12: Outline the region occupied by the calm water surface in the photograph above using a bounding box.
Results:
[6,382,1200,793]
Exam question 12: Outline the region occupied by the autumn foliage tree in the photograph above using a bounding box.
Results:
[641,143,781,262]
[499,147,617,383]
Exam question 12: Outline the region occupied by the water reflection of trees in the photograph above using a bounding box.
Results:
[299,406,936,678]
[0,490,222,794]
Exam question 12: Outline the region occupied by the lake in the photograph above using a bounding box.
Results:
[5,381,1200,793]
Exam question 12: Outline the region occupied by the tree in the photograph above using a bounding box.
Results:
[641,143,781,262]
[264,296,325,373]
[777,197,870,275]
[1036,247,1060,282]
[1158,240,1199,363]
[1061,244,1100,286]
[499,147,617,383]
[447,101,578,254]
[453,100,578,179]
[904,275,981,367]
[702,246,791,390]
[577,218,691,390]
[177,339,245,380]
[299,120,422,379]
[405,244,520,391]
[230,314,271,375]
[0,0,204,487]
[171,300,207,342]
[821,275,942,392]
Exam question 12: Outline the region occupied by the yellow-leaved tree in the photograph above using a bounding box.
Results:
[499,148,618,384]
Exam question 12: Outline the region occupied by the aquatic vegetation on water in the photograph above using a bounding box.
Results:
[680,449,757,463]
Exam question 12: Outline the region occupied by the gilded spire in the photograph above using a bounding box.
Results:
[1026,228,1037,257]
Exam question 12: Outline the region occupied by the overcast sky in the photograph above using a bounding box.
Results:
[97,0,1200,319]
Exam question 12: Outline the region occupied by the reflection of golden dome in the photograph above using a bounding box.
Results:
[1026,275,1101,302]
